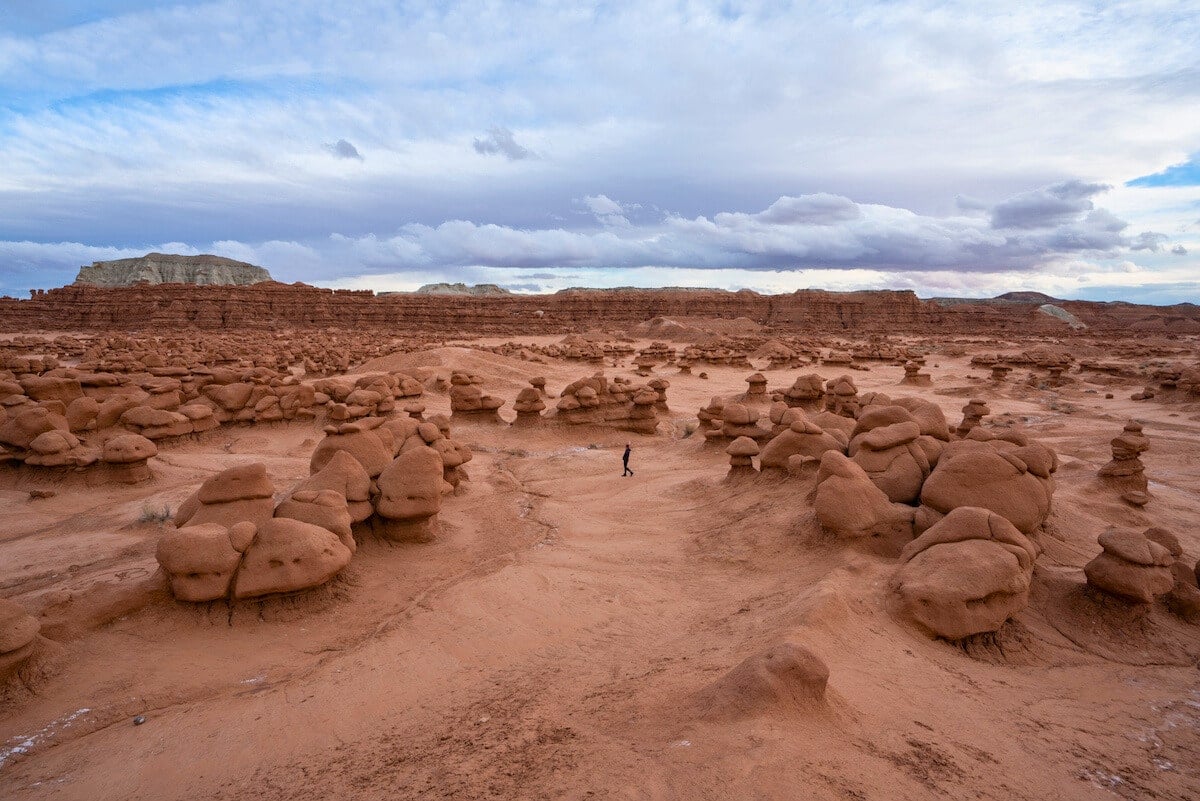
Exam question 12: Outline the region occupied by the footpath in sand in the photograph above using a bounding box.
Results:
[2,347,1199,800]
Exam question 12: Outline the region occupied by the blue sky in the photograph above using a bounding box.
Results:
[0,0,1197,302]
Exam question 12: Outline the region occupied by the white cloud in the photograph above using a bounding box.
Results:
[0,1,1197,301]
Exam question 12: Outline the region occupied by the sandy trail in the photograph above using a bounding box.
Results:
[2,349,1199,800]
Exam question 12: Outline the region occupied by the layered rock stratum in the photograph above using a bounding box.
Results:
[2,283,1199,334]
[74,253,271,287]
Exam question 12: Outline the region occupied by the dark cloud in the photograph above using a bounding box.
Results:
[990,180,1110,230]
[325,139,363,160]
[472,127,534,161]
[1172,244,1189,255]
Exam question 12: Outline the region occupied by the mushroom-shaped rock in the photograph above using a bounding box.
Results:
[374,445,444,542]
[814,451,914,546]
[892,507,1038,639]
[157,522,257,602]
[624,388,660,434]
[176,462,276,529]
[450,375,505,418]
[695,642,828,720]
[512,386,546,424]
[783,373,825,409]
[900,361,932,386]
[759,417,844,470]
[916,440,1055,536]
[647,377,670,409]
[1084,528,1174,603]
[293,450,373,523]
[744,372,767,396]
[726,436,760,477]
[24,429,96,467]
[956,399,990,437]
[824,375,860,418]
[714,402,770,441]
[1098,420,1150,495]
[102,433,158,483]
[232,518,353,599]
[275,489,355,553]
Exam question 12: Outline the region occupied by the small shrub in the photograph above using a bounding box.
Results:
[139,504,172,524]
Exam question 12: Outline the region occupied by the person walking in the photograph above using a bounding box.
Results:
[622,444,633,476]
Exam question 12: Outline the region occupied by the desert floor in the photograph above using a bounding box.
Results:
[2,337,1198,800]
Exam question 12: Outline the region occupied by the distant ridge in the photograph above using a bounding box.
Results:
[995,291,1059,303]
[413,282,511,296]
[75,253,271,287]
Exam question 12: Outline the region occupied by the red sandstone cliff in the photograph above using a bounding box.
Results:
[1,282,1196,335]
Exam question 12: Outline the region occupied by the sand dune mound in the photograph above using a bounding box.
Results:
[694,642,829,720]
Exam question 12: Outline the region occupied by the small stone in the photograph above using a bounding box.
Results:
[133,715,147,725]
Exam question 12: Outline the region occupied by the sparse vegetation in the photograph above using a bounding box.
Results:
[138,503,172,524]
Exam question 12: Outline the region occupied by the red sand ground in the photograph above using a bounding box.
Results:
[2,338,1198,800]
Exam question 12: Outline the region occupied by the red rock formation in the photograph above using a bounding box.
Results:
[10,282,1195,335]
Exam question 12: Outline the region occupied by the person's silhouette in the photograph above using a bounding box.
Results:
[622,444,633,476]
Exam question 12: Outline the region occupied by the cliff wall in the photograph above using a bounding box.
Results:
[1,282,1196,335]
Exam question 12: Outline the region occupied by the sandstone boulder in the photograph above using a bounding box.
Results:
[275,489,355,553]
[310,418,393,478]
[892,507,1038,639]
[374,445,444,541]
[758,417,844,470]
[101,433,158,482]
[1084,528,1174,603]
[293,449,373,522]
[814,451,914,545]
[916,439,1055,535]
[157,522,255,601]
[176,462,275,529]
[232,518,352,599]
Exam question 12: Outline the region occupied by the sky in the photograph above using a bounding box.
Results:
[0,0,1198,303]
